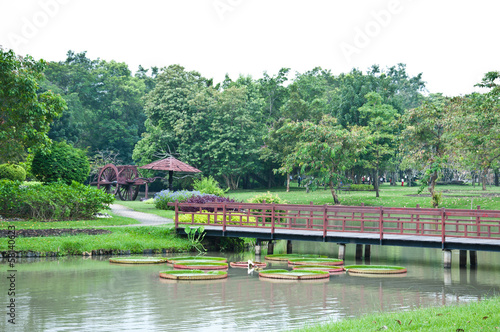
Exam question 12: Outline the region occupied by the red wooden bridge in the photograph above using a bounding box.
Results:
[169,202,500,255]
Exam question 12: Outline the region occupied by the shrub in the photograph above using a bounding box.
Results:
[247,191,287,204]
[31,141,90,184]
[0,164,26,181]
[0,180,114,220]
[154,190,202,210]
[247,192,287,223]
[192,176,228,197]
[350,184,374,191]
[180,195,238,212]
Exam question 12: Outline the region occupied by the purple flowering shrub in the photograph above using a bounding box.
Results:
[179,195,239,212]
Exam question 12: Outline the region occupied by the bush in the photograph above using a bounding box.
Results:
[350,184,374,191]
[31,141,90,184]
[0,180,114,220]
[180,195,238,212]
[247,192,287,223]
[247,191,287,204]
[154,190,202,210]
[192,176,228,197]
[0,164,26,181]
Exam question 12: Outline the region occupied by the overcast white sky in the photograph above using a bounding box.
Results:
[1,0,498,96]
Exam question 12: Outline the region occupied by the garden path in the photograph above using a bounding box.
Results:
[110,204,173,226]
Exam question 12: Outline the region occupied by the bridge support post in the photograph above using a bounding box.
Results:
[338,244,346,260]
[255,239,262,255]
[443,250,452,268]
[469,250,477,267]
[459,250,467,267]
[355,244,363,260]
[286,240,293,254]
[364,245,371,259]
[268,241,274,255]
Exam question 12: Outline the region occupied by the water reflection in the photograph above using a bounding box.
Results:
[1,245,499,331]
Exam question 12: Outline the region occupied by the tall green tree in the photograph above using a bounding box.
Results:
[450,72,500,190]
[358,92,399,197]
[43,51,147,163]
[0,48,66,163]
[277,115,368,204]
[400,94,451,207]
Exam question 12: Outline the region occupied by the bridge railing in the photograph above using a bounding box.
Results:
[168,201,500,242]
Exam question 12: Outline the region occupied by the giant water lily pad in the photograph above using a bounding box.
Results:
[288,258,343,266]
[230,261,267,268]
[259,269,330,280]
[344,265,407,274]
[264,254,326,261]
[109,256,168,264]
[292,265,344,274]
[159,270,228,280]
[173,261,228,270]
[166,256,227,263]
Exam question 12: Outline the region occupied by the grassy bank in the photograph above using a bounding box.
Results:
[0,225,191,255]
[292,296,500,331]
[0,209,190,255]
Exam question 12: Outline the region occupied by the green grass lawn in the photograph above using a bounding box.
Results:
[0,225,191,254]
[292,296,500,331]
[227,183,500,210]
[0,213,139,230]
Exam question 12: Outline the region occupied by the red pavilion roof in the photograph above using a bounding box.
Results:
[138,157,201,173]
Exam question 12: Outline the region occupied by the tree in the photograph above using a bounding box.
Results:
[277,115,368,204]
[43,51,147,163]
[449,72,500,190]
[400,94,451,207]
[0,48,66,163]
[31,141,90,184]
[358,92,399,197]
[258,68,290,120]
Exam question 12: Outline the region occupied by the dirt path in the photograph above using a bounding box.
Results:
[110,204,173,226]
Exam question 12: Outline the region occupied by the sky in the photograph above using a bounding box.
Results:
[1,0,498,96]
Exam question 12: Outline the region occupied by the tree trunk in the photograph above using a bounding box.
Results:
[286,173,290,192]
[374,169,380,198]
[329,181,340,205]
[428,170,438,208]
[495,169,499,187]
[482,169,487,191]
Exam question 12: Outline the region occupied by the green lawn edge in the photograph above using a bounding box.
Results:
[290,296,500,332]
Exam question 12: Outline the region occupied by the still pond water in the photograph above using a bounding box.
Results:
[2,242,500,332]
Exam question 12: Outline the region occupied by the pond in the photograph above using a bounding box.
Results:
[2,243,500,331]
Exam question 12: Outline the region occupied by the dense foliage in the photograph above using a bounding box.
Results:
[3,46,497,207]
[0,48,66,163]
[0,164,26,181]
[31,141,90,184]
[0,180,114,220]
[42,51,152,163]
[192,176,228,196]
[180,195,238,212]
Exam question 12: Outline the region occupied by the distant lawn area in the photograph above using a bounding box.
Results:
[227,183,500,210]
